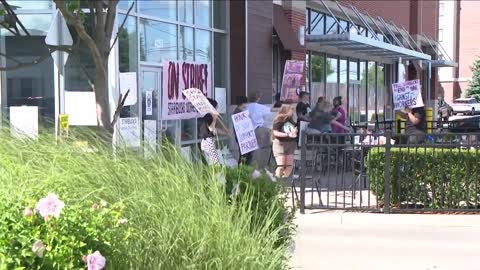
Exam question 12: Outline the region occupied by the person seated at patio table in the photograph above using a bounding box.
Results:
[306,100,350,134]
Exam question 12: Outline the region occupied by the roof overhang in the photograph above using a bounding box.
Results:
[306,33,431,64]
[428,60,458,68]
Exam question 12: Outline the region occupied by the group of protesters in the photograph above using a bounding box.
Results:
[198,91,356,179]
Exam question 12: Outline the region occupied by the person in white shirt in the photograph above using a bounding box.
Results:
[246,93,272,129]
[246,92,273,168]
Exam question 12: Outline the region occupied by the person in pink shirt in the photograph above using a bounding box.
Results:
[331,96,347,133]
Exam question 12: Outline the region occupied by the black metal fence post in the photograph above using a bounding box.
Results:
[384,131,392,214]
[299,131,307,214]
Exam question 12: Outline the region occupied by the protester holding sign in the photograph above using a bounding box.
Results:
[399,106,426,144]
[233,96,253,165]
[199,98,229,165]
[392,80,426,144]
[271,104,297,178]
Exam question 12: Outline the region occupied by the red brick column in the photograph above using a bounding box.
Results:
[283,6,307,88]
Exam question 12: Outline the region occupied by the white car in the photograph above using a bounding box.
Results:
[451,98,480,115]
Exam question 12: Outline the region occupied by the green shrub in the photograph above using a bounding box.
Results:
[224,166,295,247]
[369,148,480,208]
[0,132,293,269]
[0,193,130,269]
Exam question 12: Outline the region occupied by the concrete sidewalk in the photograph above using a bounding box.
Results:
[290,210,480,270]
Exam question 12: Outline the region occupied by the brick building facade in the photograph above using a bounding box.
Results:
[438,0,480,102]
[230,0,440,122]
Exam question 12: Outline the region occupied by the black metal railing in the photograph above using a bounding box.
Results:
[296,131,480,214]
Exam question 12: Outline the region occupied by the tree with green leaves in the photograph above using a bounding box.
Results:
[360,64,383,87]
[467,57,480,101]
[0,0,134,134]
[311,55,333,82]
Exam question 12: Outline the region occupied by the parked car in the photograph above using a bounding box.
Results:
[451,98,480,115]
[437,99,453,121]
[448,115,480,132]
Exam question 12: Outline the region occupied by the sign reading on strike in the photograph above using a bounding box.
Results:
[392,79,424,111]
[162,61,211,120]
[182,88,218,116]
[231,111,259,155]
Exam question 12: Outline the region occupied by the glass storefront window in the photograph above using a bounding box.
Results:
[139,19,177,62]
[348,60,358,124]
[213,0,227,30]
[196,0,211,27]
[119,15,138,118]
[179,26,194,61]
[325,16,337,34]
[139,0,177,21]
[118,15,138,72]
[118,0,135,11]
[326,57,338,103]
[4,36,54,127]
[9,1,52,10]
[310,53,325,103]
[65,45,95,92]
[15,14,52,35]
[367,62,376,122]
[377,65,386,120]
[195,29,211,62]
[310,11,324,35]
[214,33,227,88]
[339,20,348,34]
[359,61,367,123]
[339,59,347,105]
[181,119,196,141]
[349,60,358,80]
[178,0,194,24]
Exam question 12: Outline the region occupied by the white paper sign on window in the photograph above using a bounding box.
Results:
[119,72,137,106]
[231,111,259,155]
[9,106,38,140]
[146,90,153,116]
[119,117,140,148]
[143,120,157,158]
[215,87,227,114]
[392,79,424,111]
[65,91,97,126]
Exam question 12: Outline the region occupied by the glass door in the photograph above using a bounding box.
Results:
[140,66,161,152]
[348,80,361,126]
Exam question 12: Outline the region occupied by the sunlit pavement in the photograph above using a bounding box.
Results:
[290,210,480,270]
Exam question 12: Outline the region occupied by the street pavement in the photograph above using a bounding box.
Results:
[290,210,480,270]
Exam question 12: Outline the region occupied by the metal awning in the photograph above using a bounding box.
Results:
[306,32,431,64]
[429,60,458,68]
[414,34,458,68]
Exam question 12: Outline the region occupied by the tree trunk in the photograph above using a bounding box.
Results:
[95,64,113,134]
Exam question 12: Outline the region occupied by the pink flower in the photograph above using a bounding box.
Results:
[118,218,128,225]
[264,169,277,182]
[32,240,45,258]
[92,203,98,210]
[24,207,33,217]
[35,193,65,219]
[86,251,106,270]
[251,170,261,179]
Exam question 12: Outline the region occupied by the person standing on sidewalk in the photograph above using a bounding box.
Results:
[296,91,311,123]
[401,106,426,144]
[271,104,297,178]
[233,96,253,165]
[246,92,273,168]
[199,98,230,165]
